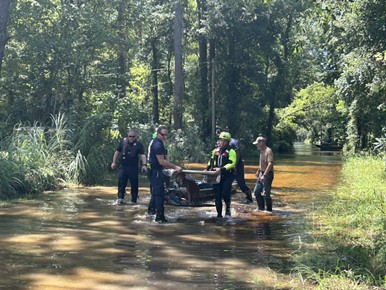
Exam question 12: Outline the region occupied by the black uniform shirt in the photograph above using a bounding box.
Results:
[117,138,145,166]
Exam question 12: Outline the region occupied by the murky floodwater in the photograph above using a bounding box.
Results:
[0,143,342,290]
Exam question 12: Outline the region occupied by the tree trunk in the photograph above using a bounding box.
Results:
[116,1,127,99]
[266,15,292,143]
[0,0,11,76]
[151,38,159,124]
[197,0,210,140]
[173,0,184,130]
[226,30,239,134]
[209,38,216,138]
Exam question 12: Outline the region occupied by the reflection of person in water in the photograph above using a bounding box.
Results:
[253,223,271,240]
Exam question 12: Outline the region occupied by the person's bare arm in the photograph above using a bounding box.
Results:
[156,154,182,172]
[111,151,120,169]
[140,154,147,172]
[264,161,273,176]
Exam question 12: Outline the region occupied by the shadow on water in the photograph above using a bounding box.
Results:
[0,143,342,289]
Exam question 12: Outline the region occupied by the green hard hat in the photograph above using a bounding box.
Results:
[219,131,231,141]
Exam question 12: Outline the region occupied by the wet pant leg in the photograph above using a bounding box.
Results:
[150,169,166,217]
[127,165,139,202]
[235,160,250,193]
[253,171,274,211]
[213,183,222,217]
[263,172,274,211]
[213,173,234,217]
[118,166,129,199]
[253,178,265,210]
[262,171,274,198]
[147,169,155,214]
[221,174,234,211]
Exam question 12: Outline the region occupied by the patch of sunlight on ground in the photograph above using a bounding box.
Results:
[23,267,148,290]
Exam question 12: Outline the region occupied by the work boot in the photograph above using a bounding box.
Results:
[255,194,265,211]
[265,197,272,212]
[147,204,155,215]
[225,201,231,217]
[155,214,168,223]
[113,198,126,205]
[245,191,253,204]
[225,208,231,217]
[155,209,168,223]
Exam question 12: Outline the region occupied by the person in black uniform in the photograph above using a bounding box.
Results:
[229,137,253,203]
[146,132,157,215]
[111,129,147,205]
[147,125,182,222]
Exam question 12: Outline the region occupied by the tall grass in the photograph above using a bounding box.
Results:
[293,156,386,289]
[71,114,115,185]
[0,113,88,197]
[0,153,25,197]
[0,113,210,197]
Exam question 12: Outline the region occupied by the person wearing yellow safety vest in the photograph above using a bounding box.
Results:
[206,131,237,218]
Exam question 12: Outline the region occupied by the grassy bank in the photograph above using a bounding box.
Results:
[293,156,386,289]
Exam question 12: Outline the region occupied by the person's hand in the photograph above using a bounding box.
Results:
[175,166,183,173]
[260,175,265,183]
[213,167,221,175]
[111,162,117,170]
[141,165,147,173]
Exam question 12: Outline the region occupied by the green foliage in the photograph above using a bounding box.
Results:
[166,124,208,165]
[271,120,297,153]
[0,153,24,198]
[306,0,386,153]
[279,82,344,144]
[72,114,115,185]
[0,0,385,183]
[293,156,386,288]
[0,114,77,196]
[373,128,386,160]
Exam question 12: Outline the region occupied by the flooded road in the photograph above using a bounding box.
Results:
[0,143,342,289]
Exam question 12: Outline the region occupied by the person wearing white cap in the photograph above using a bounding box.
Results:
[252,136,274,212]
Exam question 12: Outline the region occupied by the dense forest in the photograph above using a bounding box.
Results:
[0,0,385,190]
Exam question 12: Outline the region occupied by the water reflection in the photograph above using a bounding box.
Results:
[0,143,341,289]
